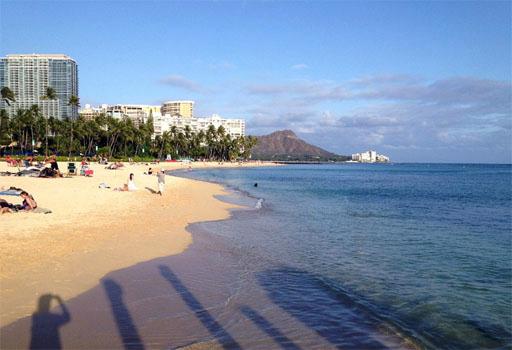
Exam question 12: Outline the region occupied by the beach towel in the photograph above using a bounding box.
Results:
[32,207,52,214]
[16,169,41,177]
[0,188,23,196]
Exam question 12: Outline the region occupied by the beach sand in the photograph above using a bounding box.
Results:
[0,160,276,327]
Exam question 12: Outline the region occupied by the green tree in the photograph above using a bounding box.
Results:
[0,109,11,146]
[41,86,58,156]
[67,95,81,157]
[1,87,15,106]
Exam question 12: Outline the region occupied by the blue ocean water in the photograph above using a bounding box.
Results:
[178,163,512,349]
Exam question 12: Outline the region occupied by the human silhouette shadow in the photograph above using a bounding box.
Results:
[102,278,145,350]
[158,265,240,349]
[257,268,387,349]
[240,306,301,350]
[144,186,157,194]
[29,294,71,350]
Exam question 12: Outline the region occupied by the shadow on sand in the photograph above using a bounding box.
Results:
[29,294,71,350]
[103,278,145,350]
[144,187,157,194]
[158,264,241,349]
[240,305,301,350]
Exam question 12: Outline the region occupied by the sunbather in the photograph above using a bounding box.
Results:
[0,198,13,214]
[20,191,37,211]
[45,155,62,177]
[38,167,59,178]
[106,162,124,170]
[114,173,137,191]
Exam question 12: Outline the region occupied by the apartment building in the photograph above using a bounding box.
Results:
[153,114,246,138]
[161,100,194,118]
[103,104,160,126]
[197,114,246,138]
[0,54,78,119]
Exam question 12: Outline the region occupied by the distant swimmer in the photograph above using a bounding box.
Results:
[254,183,258,187]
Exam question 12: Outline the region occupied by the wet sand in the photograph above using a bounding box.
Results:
[0,160,276,328]
[1,185,418,350]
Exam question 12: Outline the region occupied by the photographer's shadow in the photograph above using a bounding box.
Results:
[29,294,71,350]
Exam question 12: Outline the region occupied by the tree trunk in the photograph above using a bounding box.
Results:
[68,124,74,158]
[45,118,49,157]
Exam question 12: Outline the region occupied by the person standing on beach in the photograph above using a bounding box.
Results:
[157,170,165,196]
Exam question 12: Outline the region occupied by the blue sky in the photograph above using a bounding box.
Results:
[1,1,511,162]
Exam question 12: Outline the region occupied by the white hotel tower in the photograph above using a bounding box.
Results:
[0,54,79,119]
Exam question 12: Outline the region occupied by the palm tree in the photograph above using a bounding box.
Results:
[42,87,57,100]
[27,105,42,153]
[66,95,81,157]
[246,136,258,159]
[206,125,217,160]
[41,87,57,156]
[0,109,10,146]
[68,95,80,108]
[1,87,15,106]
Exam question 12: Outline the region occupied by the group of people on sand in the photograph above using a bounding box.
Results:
[115,168,166,196]
[5,154,63,178]
[0,190,37,214]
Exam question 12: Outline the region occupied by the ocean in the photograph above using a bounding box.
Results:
[175,163,511,349]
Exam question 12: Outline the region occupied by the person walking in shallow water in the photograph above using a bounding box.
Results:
[157,170,165,196]
[29,294,71,350]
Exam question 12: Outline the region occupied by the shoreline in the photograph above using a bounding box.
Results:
[0,160,277,328]
[1,168,422,349]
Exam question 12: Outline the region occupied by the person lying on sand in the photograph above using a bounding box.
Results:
[38,167,60,178]
[106,162,124,170]
[45,155,62,177]
[0,198,12,214]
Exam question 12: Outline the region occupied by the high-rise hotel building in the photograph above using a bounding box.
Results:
[0,54,79,119]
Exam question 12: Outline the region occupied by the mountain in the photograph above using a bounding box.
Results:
[251,130,349,161]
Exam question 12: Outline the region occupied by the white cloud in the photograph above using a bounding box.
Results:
[291,63,308,70]
[159,75,204,93]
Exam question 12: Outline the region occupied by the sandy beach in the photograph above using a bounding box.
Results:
[0,160,276,328]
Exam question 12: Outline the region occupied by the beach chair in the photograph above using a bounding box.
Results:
[67,162,77,175]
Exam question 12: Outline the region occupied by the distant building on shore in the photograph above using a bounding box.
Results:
[79,104,104,120]
[351,150,389,163]
[198,114,246,138]
[79,104,160,126]
[153,113,245,138]
[161,100,194,118]
[0,54,79,119]
[80,102,245,138]
[104,104,160,127]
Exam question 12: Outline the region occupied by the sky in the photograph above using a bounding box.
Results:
[1,0,511,163]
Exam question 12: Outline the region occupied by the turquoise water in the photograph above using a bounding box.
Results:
[179,163,512,349]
